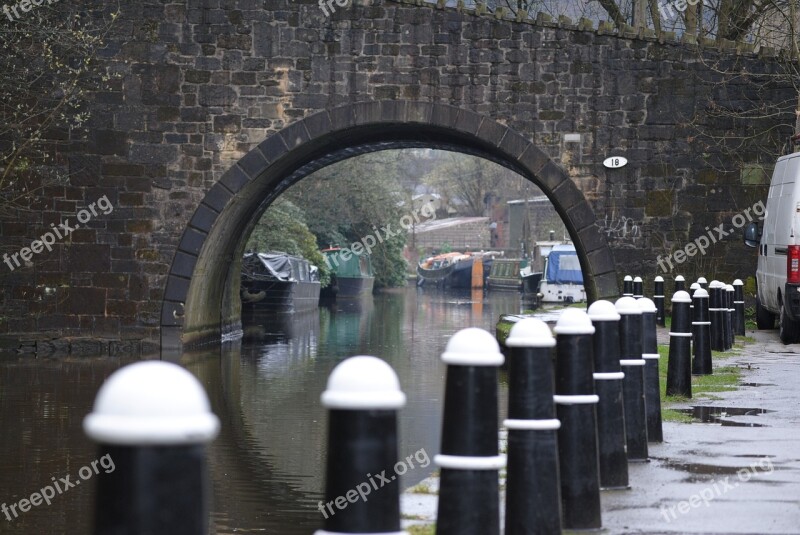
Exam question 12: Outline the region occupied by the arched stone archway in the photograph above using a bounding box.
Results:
[161,101,618,351]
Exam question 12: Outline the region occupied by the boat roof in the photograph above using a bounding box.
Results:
[321,247,370,256]
[506,196,550,205]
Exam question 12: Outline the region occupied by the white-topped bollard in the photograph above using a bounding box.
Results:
[726,284,735,349]
[633,276,643,298]
[638,297,663,443]
[692,288,713,376]
[588,300,629,490]
[709,281,725,351]
[436,328,505,535]
[84,361,220,535]
[318,356,407,535]
[666,290,693,398]
[553,309,602,530]
[689,282,700,341]
[654,275,666,326]
[674,275,686,293]
[616,297,648,461]
[697,276,708,290]
[733,279,746,335]
[504,319,562,535]
[623,275,633,297]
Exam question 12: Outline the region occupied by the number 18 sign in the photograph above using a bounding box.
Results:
[603,156,628,169]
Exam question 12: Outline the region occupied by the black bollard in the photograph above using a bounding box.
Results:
[726,284,735,349]
[674,275,686,293]
[436,328,505,535]
[689,282,699,343]
[316,355,406,535]
[638,297,663,443]
[504,319,562,535]
[588,300,629,490]
[623,275,633,297]
[666,291,693,398]
[720,283,731,350]
[633,276,643,298]
[654,276,666,327]
[709,281,724,351]
[718,282,731,350]
[691,288,713,376]
[733,279,745,336]
[689,283,700,342]
[553,308,602,531]
[697,276,708,290]
[616,297,648,462]
[83,361,220,535]
[316,356,408,534]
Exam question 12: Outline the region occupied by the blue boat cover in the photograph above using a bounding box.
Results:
[545,250,583,284]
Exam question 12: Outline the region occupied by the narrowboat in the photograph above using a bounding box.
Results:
[417,251,497,289]
[486,258,543,293]
[240,252,321,312]
[320,247,375,299]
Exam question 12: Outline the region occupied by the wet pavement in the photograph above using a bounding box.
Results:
[402,328,800,534]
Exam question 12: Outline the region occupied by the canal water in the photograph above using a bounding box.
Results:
[0,286,545,534]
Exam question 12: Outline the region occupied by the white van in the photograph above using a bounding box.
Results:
[744,152,800,343]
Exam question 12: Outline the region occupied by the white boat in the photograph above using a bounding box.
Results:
[537,243,586,303]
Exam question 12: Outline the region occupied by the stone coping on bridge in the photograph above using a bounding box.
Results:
[390,0,777,58]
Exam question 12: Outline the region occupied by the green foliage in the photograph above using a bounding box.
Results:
[246,199,330,287]
[283,151,410,289]
[370,229,409,288]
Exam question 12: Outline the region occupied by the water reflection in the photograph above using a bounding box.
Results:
[0,355,141,534]
[0,286,535,534]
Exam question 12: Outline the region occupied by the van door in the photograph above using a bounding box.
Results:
[761,156,800,312]
[760,159,787,312]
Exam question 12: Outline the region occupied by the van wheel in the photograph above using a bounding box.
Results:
[756,297,775,329]
[779,302,800,344]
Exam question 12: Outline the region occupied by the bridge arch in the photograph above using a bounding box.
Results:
[161,101,618,350]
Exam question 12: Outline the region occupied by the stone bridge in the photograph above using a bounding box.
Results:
[0,0,793,354]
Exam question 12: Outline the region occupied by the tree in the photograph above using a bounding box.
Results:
[422,152,524,217]
[0,2,120,217]
[283,151,411,289]
[246,199,330,287]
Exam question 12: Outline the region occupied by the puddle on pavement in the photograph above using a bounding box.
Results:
[661,460,744,476]
[679,406,774,427]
